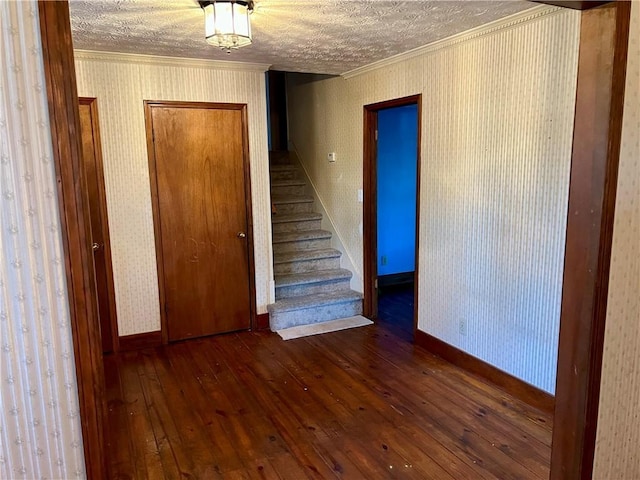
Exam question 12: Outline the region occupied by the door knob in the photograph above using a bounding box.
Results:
[237,232,246,238]
[92,242,100,251]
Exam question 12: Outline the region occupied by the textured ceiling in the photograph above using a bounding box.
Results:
[69,0,536,75]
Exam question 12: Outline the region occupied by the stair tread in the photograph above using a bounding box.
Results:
[275,268,352,287]
[271,212,322,224]
[269,290,363,313]
[272,195,313,205]
[271,179,306,187]
[273,229,332,243]
[274,248,341,264]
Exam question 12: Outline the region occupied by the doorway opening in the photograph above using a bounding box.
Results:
[363,95,421,341]
[38,2,632,478]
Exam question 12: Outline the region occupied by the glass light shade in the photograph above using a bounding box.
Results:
[204,1,252,50]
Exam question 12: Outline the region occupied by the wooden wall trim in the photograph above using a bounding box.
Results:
[38,2,107,478]
[415,331,555,413]
[256,313,270,331]
[119,331,163,351]
[550,2,631,479]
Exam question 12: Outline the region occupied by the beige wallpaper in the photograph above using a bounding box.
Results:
[74,52,273,336]
[287,6,580,393]
[593,1,640,478]
[1,2,85,476]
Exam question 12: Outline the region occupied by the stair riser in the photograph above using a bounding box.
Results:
[270,170,298,181]
[273,202,313,215]
[276,278,351,299]
[274,256,341,275]
[269,300,363,330]
[271,184,306,197]
[273,237,331,254]
[272,219,322,234]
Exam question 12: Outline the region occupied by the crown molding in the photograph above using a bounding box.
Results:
[73,49,271,72]
[341,5,566,79]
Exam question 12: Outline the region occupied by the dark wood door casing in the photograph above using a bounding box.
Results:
[363,95,422,333]
[144,101,256,343]
[550,2,631,479]
[78,98,119,353]
[38,2,108,478]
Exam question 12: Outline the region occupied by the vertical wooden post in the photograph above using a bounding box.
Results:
[551,2,631,479]
[38,2,107,478]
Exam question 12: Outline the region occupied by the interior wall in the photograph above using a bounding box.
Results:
[287,6,580,393]
[74,52,272,336]
[377,104,418,277]
[0,2,85,476]
[593,1,640,477]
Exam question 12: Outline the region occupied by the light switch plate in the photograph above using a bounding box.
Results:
[328,152,336,163]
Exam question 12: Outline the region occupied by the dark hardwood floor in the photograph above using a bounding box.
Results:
[104,293,552,479]
[377,283,416,342]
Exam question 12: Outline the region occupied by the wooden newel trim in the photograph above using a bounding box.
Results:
[38,2,108,479]
[550,2,631,480]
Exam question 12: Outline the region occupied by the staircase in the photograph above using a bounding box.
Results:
[268,152,363,331]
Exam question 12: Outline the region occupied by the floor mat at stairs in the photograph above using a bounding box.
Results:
[276,315,373,341]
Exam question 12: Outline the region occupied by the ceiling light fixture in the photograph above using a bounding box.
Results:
[199,0,254,53]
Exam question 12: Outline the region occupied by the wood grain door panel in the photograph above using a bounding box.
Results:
[147,103,253,341]
[78,98,118,353]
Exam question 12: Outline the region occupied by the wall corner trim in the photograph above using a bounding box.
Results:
[74,49,271,72]
[415,330,555,414]
[341,5,564,79]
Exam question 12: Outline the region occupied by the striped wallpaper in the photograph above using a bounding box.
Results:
[287,6,581,393]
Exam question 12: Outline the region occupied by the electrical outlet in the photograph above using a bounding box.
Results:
[328,152,336,163]
[381,255,387,266]
[459,318,467,336]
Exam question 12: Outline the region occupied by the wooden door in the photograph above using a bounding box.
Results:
[78,98,118,353]
[145,102,254,342]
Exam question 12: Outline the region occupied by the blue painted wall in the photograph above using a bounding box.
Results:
[377,104,418,276]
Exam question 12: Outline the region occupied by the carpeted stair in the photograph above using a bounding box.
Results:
[268,153,363,331]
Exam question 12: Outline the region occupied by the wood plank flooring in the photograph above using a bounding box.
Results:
[377,284,416,342]
[104,289,552,479]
